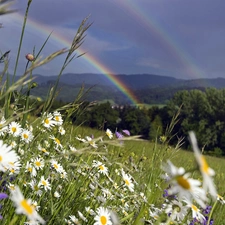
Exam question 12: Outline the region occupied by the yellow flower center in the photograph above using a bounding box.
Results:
[0,155,2,162]
[23,133,29,139]
[28,167,32,172]
[35,161,41,167]
[55,138,60,145]
[125,179,130,186]
[42,180,47,186]
[20,199,34,215]
[42,148,47,153]
[53,164,58,169]
[12,127,17,133]
[45,119,49,124]
[99,165,104,170]
[100,215,107,225]
[201,156,209,174]
[55,116,59,121]
[191,204,198,212]
[176,176,190,189]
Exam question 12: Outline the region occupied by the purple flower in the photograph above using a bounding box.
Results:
[163,189,169,198]
[115,131,123,139]
[0,193,7,200]
[203,206,212,215]
[122,130,130,136]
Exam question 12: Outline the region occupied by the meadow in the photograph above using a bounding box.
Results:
[0,1,225,224]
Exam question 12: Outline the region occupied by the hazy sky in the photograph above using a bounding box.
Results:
[1,0,225,79]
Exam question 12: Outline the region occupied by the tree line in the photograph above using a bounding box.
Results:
[72,88,225,157]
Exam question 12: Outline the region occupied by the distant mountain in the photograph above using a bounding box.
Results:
[8,73,225,104]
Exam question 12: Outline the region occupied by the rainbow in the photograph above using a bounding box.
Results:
[14,13,140,105]
[114,1,206,81]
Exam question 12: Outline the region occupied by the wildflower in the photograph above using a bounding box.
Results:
[50,135,62,148]
[86,136,98,148]
[7,183,16,192]
[53,111,63,126]
[76,135,87,143]
[69,215,80,224]
[21,129,34,143]
[37,145,49,155]
[10,141,17,148]
[217,194,225,204]
[58,126,65,135]
[162,160,207,208]
[92,160,109,175]
[0,192,8,219]
[51,160,64,173]
[189,131,217,199]
[121,170,134,192]
[0,117,8,136]
[29,180,42,196]
[26,53,35,61]
[185,201,205,223]
[39,176,51,191]
[10,186,45,224]
[54,191,60,198]
[94,207,112,225]
[25,162,37,177]
[106,129,113,139]
[42,113,56,129]
[0,140,20,172]
[31,157,45,170]
[165,199,188,221]
[8,121,22,137]
[115,131,123,139]
[8,161,21,175]
[122,130,130,136]
[78,211,88,222]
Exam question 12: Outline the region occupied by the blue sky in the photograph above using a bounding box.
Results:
[1,0,225,79]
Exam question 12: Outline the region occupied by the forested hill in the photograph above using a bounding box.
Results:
[12,73,225,104]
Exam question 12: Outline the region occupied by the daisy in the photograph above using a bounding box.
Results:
[29,180,42,196]
[58,126,65,135]
[54,191,60,198]
[0,140,20,172]
[8,161,21,175]
[21,129,34,143]
[217,194,225,204]
[10,186,45,224]
[69,215,80,224]
[0,116,8,136]
[8,121,22,137]
[162,160,207,208]
[165,199,188,221]
[92,160,109,175]
[53,111,63,126]
[189,131,217,199]
[42,113,56,129]
[39,176,51,191]
[25,162,37,177]
[121,170,134,192]
[86,136,98,148]
[185,200,206,223]
[94,207,112,225]
[50,135,62,148]
[78,211,88,222]
[32,157,45,170]
[106,129,113,139]
[51,160,64,173]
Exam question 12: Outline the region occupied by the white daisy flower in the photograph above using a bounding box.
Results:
[94,207,112,225]
[32,157,45,170]
[10,186,45,224]
[51,160,64,173]
[21,129,34,143]
[37,145,49,155]
[217,194,225,204]
[29,180,42,196]
[78,211,88,222]
[86,136,98,148]
[50,135,62,148]
[58,126,65,135]
[39,176,51,191]
[54,191,60,198]
[165,199,188,221]
[0,140,20,172]
[92,160,109,175]
[8,121,22,137]
[185,200,205,223]
[162,160,207,208]
[53,111,63,126]
[8,161,21,175]
[189,131,217,199]
[0,116,8,136]
[121,170,134,192]
[42,113,56,129]
[106,129,113,139]
[69,215,80,224]
[25,162,37,177]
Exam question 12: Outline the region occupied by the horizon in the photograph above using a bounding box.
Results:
[1,1,225,80]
